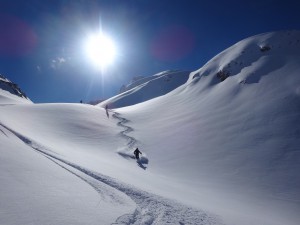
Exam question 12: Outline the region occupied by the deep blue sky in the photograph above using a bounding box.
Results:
[1,0,300,103]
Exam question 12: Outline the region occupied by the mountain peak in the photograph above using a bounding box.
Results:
[189,30,300,88]
[0,74,32,104]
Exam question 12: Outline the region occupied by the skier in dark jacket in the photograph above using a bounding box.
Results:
[134,148,142,160]
[105,104,109,118]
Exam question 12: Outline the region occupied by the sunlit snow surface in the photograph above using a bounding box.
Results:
[1,30,300,225]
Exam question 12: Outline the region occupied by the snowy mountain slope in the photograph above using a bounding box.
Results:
[0,103,222,225]
[119,70,188,93]
[116,30,300,225]
[0,123,134,225]
[99,70,190,108]
[1,30,300,225]
[0,75,31,104]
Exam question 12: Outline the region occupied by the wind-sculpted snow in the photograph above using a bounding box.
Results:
[1,123,223,225]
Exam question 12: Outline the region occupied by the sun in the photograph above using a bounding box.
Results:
[84,33,116,69]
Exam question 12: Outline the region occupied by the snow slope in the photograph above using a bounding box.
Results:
[0,103,221,225]
[0,123,134,225]
[116,30,300,225]
[1,30,300,225]
[99,70,190,108]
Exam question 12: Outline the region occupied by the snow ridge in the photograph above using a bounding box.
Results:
[0,122,223,225]
[99,70,190,108]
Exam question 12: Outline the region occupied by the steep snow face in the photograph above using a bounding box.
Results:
[117,30,300,225]
[99,70,190,108]
[0,75,32,104]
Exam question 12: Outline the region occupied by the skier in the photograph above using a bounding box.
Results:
[134,148,142,160]
[105,104,109,118]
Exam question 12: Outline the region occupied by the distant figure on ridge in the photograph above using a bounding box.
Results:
[105,104,109,118]
[134,148,142,160]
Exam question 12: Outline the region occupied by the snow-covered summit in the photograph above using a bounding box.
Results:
[188,30,300,88]
[99,70,190,108]
[0,74,32,104]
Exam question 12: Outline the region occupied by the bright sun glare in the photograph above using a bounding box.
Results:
[85,33,116,69]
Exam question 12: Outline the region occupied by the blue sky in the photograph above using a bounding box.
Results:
[0,0,300,103]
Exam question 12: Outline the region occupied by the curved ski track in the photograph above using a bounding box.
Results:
[0,121,223,225]
[112,112,137,149]
[112,111,148,169]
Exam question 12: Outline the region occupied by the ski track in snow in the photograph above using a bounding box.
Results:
[112,111,149,169]
[112,112,137,149]
[0,122,223,225]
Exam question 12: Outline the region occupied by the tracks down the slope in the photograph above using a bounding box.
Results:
[112,111,149,168]
[0,123,223,225]
[112,112,137,149]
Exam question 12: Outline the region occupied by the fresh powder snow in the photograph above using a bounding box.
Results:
[1,30,300,225]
